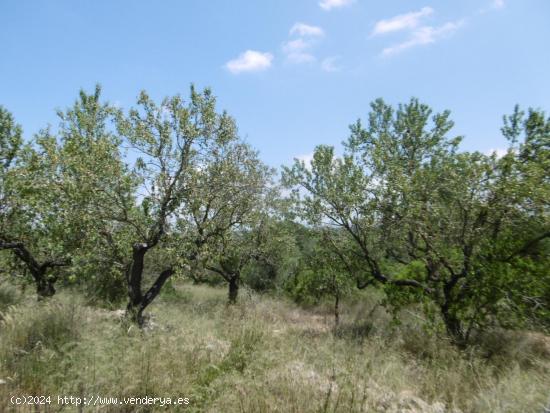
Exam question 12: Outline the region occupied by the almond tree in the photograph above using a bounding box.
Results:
[283,98,549,345]
[52,86,135,303]
[180,141,273,303]
[0,106,71,298]
[112,86,253,323]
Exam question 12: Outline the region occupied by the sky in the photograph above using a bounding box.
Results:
[1,0,550,169]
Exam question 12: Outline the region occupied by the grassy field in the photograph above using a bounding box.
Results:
[0,282,549,412]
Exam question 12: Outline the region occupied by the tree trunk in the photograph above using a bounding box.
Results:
[228,276,239,304]
[441,308,466,347]
[126,302,145,326]
[34,269,56,299]
[125,243,174,327]
[138,268,174,320]
[1,241,62,299]
[127,244,147,305]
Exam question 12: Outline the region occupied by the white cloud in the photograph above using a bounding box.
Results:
[287,53,317,64]
[492,0,505,9]
[372,7,433,36]
[382,20,464,56]
[283,27,322,65]
[282,38,310,54]
[319,0,354,11]
[282,38,317,63]
[225,50,273,74]
[321,56,341,72]
[290,23,324,37]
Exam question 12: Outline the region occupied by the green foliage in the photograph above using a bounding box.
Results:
[1,87,548,344]
[0,106,77,296]
[175,139,275,302]
[241,217,301,293]
[283,98,550,344]
[0,105,23,169]
[292,244,352,304]
[288,268,319,305]
[83,266,127,305]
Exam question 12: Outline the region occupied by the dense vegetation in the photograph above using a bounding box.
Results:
[1,86,549,412]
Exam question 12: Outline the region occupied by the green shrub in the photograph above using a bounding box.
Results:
[84,268,127,306]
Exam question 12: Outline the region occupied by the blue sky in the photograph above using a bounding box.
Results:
[1,0,549,169]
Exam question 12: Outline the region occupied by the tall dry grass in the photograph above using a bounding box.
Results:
[0,283,548,412]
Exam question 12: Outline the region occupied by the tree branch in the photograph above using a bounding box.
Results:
[505,231,550,262]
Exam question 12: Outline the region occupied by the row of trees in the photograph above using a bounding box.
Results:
[0,86,275,324]
[1,86,548,344]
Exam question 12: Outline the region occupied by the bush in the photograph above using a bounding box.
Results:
[84,268,127,306]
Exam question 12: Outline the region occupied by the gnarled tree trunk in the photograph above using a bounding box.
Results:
[125,243,174,326]
[1,241,65,299]
[35,270,56,298]
[228,275,239,304]
[441,307,467,347]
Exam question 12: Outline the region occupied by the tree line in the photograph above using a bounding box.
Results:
[1,86,548,345]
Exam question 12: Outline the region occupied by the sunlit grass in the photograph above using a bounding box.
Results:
[0,284,548,412]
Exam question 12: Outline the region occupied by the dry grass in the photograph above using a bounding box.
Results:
[0,283,548,412]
